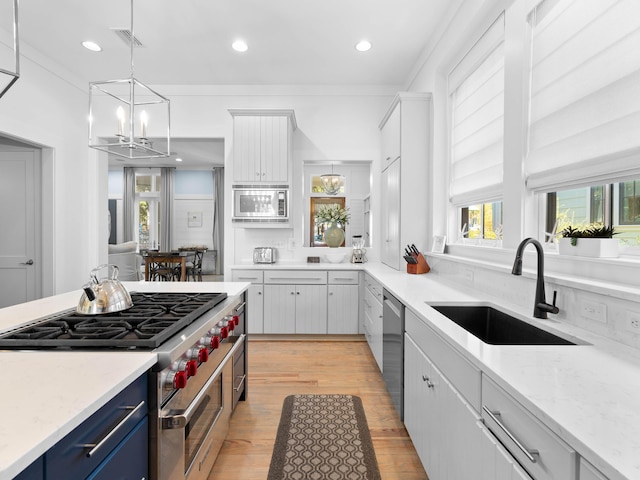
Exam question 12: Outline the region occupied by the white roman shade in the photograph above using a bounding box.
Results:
[449,14,505,206]
[526,0,640,192]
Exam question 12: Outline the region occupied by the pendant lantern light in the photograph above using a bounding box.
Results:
[88,0,170,159]
[0,0,20,99]
[320,164,344,196]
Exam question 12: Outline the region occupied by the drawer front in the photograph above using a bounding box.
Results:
[46,374,148,480]
[328,270,359,284]
[231,269,264,283]
[405,308,481,411]
[264,270,327,284]
[364,273,383,302]
[482,375,576,480]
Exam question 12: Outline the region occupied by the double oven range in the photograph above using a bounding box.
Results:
[0,291,247,480]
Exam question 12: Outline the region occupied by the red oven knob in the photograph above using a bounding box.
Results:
[185,360,198,377]
[167,370,187,390]
[198,347,209,362]
[210,335,220,349]
[177,359,198,377]
[232,315,240,326]
[210,326,228,339]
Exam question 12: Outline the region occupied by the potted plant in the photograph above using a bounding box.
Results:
[314,204,350,248]
[559,225,619,258]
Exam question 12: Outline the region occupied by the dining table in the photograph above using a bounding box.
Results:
[143,251,188,282]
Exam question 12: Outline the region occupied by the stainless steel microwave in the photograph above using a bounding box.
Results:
[232,186,289,223]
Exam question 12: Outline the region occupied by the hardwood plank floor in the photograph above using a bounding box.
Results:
[208,338,428,480]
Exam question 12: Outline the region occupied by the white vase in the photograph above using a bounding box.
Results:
[558,238,619,258]
[323,223,345,248]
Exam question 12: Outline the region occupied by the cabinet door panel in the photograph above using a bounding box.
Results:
[261,116,288,182]
[247,284,264,334]
[381,159,401,269]
[295,285,327,334]
[233,115,261,182]
[263,284,296,333]
[327,284,359,333]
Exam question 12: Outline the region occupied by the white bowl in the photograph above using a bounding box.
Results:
[325,253,345,263]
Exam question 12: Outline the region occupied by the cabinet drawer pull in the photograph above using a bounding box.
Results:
[83,400,145,458]
[483,406,539,463]
[422,375,434,388]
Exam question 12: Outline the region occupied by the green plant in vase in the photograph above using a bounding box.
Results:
[315,205,350,248]
[561,225,617,246]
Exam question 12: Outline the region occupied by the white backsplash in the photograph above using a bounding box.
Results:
[426,254,640,351]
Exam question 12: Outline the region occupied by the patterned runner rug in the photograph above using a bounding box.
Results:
[268,394,381,480]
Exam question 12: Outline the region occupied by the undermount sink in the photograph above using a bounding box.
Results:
[430,305,577,345]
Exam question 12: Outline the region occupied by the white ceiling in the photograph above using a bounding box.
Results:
[2,0,459,166]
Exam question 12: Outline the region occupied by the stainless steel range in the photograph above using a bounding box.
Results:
[0,291,248,480]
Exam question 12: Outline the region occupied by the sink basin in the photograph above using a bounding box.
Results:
[431,305,576,345]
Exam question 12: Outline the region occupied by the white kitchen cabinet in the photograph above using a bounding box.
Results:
[482,375,576,480]
[231,270,264,334]
[263,284,328,334]
[380,103,400,170]
[362,273,383,370]
[480,424,533,480]
[580,459,608,480]
[229,110,296,184]
[381,159,401,269]
[262,270,328,334]
[405,334,483,480]
[263,284,296,333]
[378,93,431,270]
[327,271,359,334]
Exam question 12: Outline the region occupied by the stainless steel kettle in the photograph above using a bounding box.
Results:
[76,264,134,315]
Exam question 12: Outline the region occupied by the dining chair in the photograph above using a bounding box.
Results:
[186,250,205,281]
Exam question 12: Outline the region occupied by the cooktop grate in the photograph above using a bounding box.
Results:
[0,292,227,350]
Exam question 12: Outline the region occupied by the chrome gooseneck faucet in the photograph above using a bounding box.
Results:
[512,238,559,319]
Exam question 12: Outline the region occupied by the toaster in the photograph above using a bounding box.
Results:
[253,247,277,264]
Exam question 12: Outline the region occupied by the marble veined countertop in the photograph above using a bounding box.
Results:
[0,281,249,480]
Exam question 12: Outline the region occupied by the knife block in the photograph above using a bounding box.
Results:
[407,253,430,274]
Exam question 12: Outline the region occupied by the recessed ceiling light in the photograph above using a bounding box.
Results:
[82,41,102,52]
[175,157,183,162]
[355,40,372,52]
[232,40,248,53]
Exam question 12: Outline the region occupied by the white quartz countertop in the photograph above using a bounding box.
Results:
[231,261,640,479]
[0,281,249,480]
[362,262,640,480]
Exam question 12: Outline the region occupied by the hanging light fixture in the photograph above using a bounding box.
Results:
[88,0,170,159]
[320,163,345,195]
[0,0,20,98]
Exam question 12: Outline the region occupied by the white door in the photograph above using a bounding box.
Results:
[0,145,40,308]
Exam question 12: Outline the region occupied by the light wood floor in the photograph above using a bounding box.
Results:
[208,338,428,480]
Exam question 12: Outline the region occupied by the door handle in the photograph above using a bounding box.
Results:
[20,259,34,265]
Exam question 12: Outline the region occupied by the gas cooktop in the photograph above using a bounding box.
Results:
[0,292,227,350]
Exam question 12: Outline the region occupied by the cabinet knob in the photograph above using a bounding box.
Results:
[258,291,262,295]
[329,292,333,296]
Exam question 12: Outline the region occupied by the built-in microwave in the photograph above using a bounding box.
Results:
[232,185,289,223]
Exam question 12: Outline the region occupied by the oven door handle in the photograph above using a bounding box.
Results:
[161,335,245,430]
[234,301,246,315]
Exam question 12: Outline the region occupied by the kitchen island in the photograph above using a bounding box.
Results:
[0,281,249,480]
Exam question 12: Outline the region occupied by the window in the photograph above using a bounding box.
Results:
[310,197,346,247]
[135,171,161,250]
[448,13,505,207]
[525,0,640,192]
[547,180,640,247]
[461,201,503,241]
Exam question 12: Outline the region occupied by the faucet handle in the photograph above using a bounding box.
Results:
[548,290,560,314]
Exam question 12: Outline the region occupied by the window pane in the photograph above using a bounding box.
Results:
[554,187,591,231]
[136,175,152,193]
[461,202,502,240]
[138,201,150,248]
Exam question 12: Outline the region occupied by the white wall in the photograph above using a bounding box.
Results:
[0,33,101,295]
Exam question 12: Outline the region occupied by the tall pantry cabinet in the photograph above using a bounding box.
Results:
[379,93,431,269]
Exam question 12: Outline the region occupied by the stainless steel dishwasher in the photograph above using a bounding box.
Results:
[382,289,405,420]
